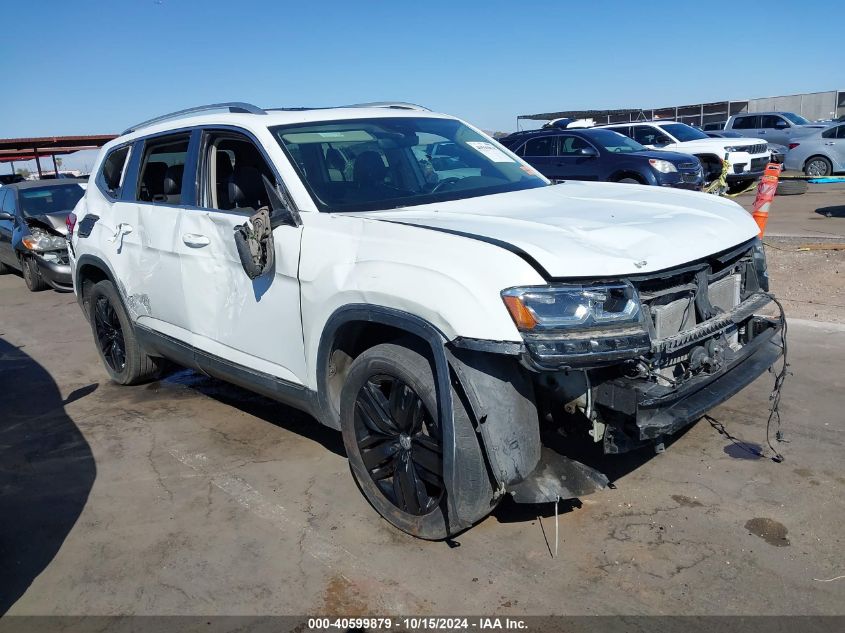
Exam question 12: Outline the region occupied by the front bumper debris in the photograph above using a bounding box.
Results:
[508,447,609,503]
[597,316,783,452]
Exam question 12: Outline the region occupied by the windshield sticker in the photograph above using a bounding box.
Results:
[466,141,514,163]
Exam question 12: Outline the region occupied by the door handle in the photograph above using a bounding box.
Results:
[182,233,210,247]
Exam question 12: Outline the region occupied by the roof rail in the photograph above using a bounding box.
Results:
[342,101,431,112]
[122,102,266,135]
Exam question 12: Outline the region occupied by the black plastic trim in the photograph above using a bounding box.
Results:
[135,324,319,417]
[317,304,469,531]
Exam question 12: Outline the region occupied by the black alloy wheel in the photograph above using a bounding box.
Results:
[353,374,444,516]
[93,295,127,373]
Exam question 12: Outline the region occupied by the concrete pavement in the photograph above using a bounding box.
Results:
[1,272,843,617]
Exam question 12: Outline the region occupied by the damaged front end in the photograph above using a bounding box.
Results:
[454,238,784,505]
[17,215,73,290]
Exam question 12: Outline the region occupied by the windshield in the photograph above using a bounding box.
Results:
[271,117,547,213]
[782,112,810,125]
[587,129,645,153]
[660,123,709,142]
[18,184,84,217]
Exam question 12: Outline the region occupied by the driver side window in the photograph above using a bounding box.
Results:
[201,131,279,213]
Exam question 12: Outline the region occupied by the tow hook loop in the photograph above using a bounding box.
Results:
[234,207,275,280]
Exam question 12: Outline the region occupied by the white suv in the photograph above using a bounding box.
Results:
[599,121,770,190]
[69,102,784,539]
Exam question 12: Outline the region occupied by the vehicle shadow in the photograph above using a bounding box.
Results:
[0,338,96,614]
[150,367,346,457]
[815,205,845,218]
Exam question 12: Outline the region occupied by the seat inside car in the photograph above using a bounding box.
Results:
[228,164,267,213]
[163,164,184,204]
[140,161,167,201]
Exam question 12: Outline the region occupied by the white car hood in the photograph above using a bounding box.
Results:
[353,181,759,278]
[668,137,764,152]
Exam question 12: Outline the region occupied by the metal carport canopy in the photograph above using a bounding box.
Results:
[517,108,649,121]
[0,134,116,175]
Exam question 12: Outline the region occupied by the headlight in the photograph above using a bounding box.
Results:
[724,145,749,153]
[648,159,677,173]
[502,283,651,366]
[751,238,769,292]
[22,228,66,251]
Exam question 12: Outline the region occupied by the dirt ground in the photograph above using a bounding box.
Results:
[734,182,845,323]
[765,237,845,323]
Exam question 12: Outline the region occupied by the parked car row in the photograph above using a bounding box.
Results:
[503,111,844,189]
[0,179,84,291]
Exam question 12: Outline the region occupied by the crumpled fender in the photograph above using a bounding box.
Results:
[447,347,540,487]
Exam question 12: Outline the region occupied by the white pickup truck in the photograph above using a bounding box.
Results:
[599,120,770,192]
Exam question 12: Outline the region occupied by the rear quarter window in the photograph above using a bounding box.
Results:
[97,145,131,199]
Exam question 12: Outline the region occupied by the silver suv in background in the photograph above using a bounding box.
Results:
[724,112,827,146]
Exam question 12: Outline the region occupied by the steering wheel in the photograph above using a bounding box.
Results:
[431,177,461,193]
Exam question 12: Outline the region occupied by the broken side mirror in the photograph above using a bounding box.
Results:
[261,174,301,229]
[234,206,275,280]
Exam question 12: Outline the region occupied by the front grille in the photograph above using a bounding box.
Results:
[682,172,701,183]
[739,143,767,155]
[679,162,699,170]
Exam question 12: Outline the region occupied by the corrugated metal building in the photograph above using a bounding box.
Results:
[519,89,845,128]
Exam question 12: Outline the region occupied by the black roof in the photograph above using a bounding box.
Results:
[501,126,613,143]
[3,178,86,190]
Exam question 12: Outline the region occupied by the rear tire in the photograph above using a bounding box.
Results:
[726,178,756,195]
[21,256,48,291]
[340,341,495,539]
[804,156,832,177]
[776,179,808,196]
[88,279,162,385]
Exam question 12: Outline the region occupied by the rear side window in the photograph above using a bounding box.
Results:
[97,145,130,199]
[557,136,592,155]
[760,115,787,129]
[523,136,555,156]
[137,134,190,204]
[822,125,845,139]
[732,115,758,130]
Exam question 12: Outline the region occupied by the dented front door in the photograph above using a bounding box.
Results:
[177,208,306,385]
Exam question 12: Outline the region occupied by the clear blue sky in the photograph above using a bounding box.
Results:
[2,0,842,172]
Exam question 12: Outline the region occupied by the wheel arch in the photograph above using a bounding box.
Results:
[75,254,119,313]
[609,169,649,185]
[803,153,833,173]
[317,304,542,531]
[318,304,472,529]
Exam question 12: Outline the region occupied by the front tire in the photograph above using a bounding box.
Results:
[88,280,161,385]
[340,342,495,539]
[804,156,832,177]
[21,256,48,291]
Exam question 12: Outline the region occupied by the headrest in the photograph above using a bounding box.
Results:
[228,165,264,208]
[163,164,183,195]
[216,153,234,181]
[353,151,387,185]
[142,161,168,193]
